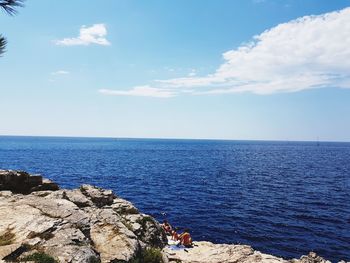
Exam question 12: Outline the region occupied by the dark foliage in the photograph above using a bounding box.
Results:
[0,0,24,56]
[21,252,58,263]
[0,0,24,15]
[142,248,163,263]
[0,35,6,56]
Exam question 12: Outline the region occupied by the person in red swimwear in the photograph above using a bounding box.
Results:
[178,228,193,248]
[171,227,180,241]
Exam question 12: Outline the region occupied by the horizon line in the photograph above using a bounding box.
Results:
[0,134,349,144]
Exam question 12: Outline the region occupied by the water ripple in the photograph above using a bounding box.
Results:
[0,137,349,262]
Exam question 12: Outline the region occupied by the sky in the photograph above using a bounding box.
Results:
[1,0,350,141]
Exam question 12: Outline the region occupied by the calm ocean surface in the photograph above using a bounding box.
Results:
[0,136,349,262]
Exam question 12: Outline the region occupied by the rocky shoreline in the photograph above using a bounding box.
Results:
[0,170,348,263]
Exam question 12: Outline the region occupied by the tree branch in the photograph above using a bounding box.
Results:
[0,35,6,56]
[0,0,24,16]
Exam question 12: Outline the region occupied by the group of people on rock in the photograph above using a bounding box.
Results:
[161,220,193,248]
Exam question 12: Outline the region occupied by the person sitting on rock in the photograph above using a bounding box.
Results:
[179,228,193,248]
[171,227,180,241]
[161,220,172,235]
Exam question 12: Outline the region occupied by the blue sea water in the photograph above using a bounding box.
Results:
[0,136,349,262]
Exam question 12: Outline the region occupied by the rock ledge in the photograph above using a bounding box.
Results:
[0,170,59,194]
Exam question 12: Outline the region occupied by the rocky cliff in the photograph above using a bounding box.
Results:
[0,170,167,263]
[0,170,348,263]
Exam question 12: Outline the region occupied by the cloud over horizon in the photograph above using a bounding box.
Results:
[55,24,110,46]
[51,70,69,75]
[101,7,350,98]
[99,86,176,98]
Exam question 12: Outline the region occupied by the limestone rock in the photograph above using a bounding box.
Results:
[111,197,139,214]
[0,170,58,194]
[162,241,341,263]
[42,228,97,263]
[293,252,332,263]
[91,222,139,262]
[0,173,168,263]
[32,178,59,192]
[123,213,167,248]
[63,189,93,207]
[163,241,290,263]
[79,184,114,207]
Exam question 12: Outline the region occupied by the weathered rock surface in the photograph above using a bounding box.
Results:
[162,242,344,263]
[0,171,167,263]
[0,170,59,194]
[0,170,348,263]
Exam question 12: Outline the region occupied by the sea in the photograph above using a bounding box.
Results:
[0,136,349,262]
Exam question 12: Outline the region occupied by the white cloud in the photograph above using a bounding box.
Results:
[101,7,350,98]
[51,70,69,75]
[99,86,176,98]
[55,24,110,46]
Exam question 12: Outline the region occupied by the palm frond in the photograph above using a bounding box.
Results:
[0,35,6,56]
[0,0,24,16]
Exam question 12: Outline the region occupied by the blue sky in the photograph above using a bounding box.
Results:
[1,0,350,141]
